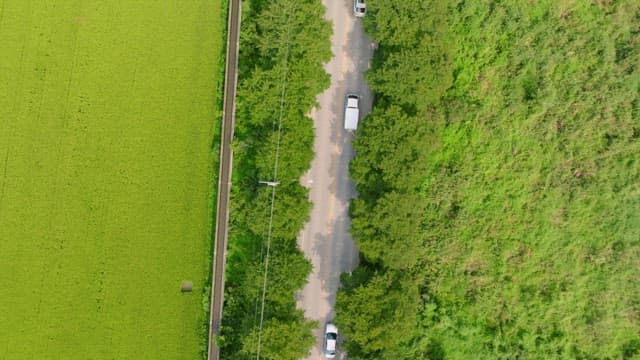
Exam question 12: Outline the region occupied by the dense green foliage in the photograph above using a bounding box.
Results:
[0,1,224,359]
[337,1,640,359]
[219,0,331,359]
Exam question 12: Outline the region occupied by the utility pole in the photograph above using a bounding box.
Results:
[258,180,279,187]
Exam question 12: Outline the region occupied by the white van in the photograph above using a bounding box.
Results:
[344,94,360,131]
[353,0,366,17]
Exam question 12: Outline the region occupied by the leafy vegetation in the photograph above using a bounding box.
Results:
[219,0,331,359]
[0,1,224,359]
[337,1,640,359]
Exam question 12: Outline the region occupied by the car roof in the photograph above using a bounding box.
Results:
[326,323,338,334]
[326,338,337,351]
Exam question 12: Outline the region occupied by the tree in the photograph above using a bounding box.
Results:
[240,318,317,360]
[339,0,640,358]
[220,0,331,358]
[336,271,419,358]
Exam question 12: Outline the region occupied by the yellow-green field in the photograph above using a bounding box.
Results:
[0,1,223,358]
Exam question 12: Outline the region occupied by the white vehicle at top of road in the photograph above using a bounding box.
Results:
[344,94,360,131]
[353,0,366,17]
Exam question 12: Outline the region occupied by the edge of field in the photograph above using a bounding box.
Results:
[200,0,230,358]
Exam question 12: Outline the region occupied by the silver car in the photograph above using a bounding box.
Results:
[323,323,338,358]
[353,0,366,17]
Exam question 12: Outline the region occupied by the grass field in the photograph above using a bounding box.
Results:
[0,1,223,358]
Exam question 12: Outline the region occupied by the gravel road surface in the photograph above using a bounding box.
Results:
[296,1,374,359]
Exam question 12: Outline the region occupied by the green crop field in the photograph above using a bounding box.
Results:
[0,1,223,359]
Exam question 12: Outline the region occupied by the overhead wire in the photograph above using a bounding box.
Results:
[255,2,293,359]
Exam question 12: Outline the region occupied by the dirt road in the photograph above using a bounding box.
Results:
[296,1,374,359]
[208,1,241,359]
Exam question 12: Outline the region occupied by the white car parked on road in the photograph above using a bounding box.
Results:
[323,323,338,358]
[353,0,366,17]
[344,94,360,131]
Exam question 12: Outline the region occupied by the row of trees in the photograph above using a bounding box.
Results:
[218,0,331,359]
[337,1,640,359]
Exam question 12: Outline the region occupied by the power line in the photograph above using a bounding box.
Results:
[255,4,293,359]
